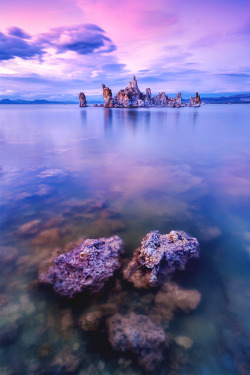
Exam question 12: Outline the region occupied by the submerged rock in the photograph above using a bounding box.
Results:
[51,351,80,373]
[107,312,168,371]
[39,236,123,298]
[152,282,201,323]
[79,303,117,331]
[0,322,19,346]
[123,230,199,288]
[0,246,18,265]
[174,336,193,350]
[79,92,87,107]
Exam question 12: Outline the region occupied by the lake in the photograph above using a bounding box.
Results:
[0,104,250,375]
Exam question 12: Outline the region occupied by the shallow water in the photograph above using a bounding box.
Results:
[0,104,250,375]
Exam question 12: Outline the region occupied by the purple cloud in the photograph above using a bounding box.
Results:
[8,27,31,39]
[0,32,42,61]
[37,24,116,55]
[0,24,116,61]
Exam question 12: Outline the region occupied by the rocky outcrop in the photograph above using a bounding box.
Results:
[107,312,168,371]
[190,92,201,107]
[153,92,168,106]
[102,84,113,107]
[79,92,87,107]
[101,76,200,108]
[39,236,123,298]
[123,230,199,289]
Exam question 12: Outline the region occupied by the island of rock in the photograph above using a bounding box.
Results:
[123,230,199,289]
[79,76,201,108]
[39,236,124,298]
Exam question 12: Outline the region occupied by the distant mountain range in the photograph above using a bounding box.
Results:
[201,94,250,104]
[0,94,250,105]
[0,99,78,104]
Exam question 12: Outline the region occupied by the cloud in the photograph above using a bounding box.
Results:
[0,32,42,61]
[37,24,116,55]
[0,23,116,61]
[8,27,31,39]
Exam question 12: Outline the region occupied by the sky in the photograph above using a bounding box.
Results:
[0,0,250,101]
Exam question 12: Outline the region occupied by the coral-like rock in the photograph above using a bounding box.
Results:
[123,230,199,288]
[39,236,123,298]
[79,92,87,107]
[107,312,168,371]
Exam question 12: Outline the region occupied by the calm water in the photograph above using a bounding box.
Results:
[0,104,250,375]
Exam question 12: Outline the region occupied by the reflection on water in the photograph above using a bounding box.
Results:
[0,104,250,375]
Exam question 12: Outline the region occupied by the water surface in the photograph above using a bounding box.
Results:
[0,104,250,375]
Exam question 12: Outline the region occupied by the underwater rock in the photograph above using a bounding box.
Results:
[51,351,80,373]
[32,228,60,246]
[0,294,9,307]
[60,309,74,331]
[107,312,168,371]
[150,282,201,327]
[79,303,117,331]
[39,236,123,298]
[174,336,193,349]
[0,246,18,265]
[79,92,87,107]
[123,230,199,288]
[0,322,19,346]
[17,219,41,236]
[154,282,201,315]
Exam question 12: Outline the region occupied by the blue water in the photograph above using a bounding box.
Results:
[0,104,250,375]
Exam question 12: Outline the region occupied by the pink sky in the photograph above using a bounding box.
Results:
[0,0,249,100]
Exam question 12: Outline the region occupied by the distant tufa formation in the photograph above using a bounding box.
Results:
[79,92,87,107]
[79,76,201,108]
[102,76,201,107]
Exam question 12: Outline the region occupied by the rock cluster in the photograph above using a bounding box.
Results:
[101,76,201,108]
[123,230,199,288]
[107,312,168,371]
[39,236,123,298]
[38,229,200,371]
[78,92,87,107]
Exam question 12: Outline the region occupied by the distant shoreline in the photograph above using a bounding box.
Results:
[1,95,250,106]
